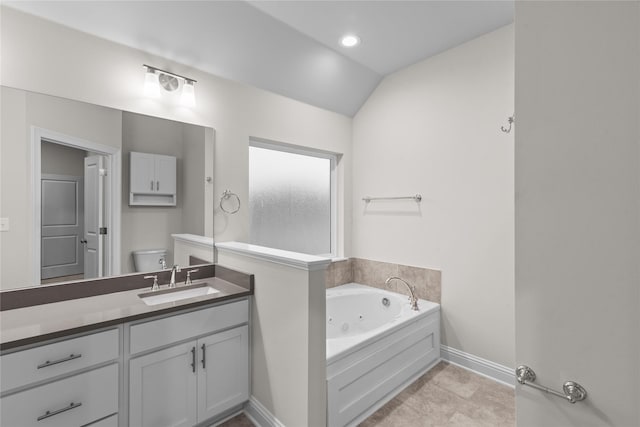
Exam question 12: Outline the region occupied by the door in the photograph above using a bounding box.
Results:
[40,174,84,279]
[129,342,198,427]
[197,326,249,421]
[130,152,156,194]
[84,155,105,279]
[155,154,177,195]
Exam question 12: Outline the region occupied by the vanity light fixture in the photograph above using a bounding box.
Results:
[181,80,196,107]
[143,67,160,98]
[340,34,360,48]
[142,64,197,106]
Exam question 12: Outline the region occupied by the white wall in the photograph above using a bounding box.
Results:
[216,248,327,427]
[352,25,515,368]
[515,2,639,426]
[121,112,210,273]
[0,6,352,259]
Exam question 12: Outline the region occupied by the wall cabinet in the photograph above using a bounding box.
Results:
[128,300,249,426]
[130,151,177,206]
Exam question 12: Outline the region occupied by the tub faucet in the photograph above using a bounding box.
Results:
[384,276,419,311]
[169,265,181,288]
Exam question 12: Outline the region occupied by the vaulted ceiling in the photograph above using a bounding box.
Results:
[5,1,514,116]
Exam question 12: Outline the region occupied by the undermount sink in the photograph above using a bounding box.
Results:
[139,282,220,306]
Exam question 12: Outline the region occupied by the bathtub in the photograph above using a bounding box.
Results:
[326,283,440,427]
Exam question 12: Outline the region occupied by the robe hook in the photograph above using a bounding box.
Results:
[501,115,514,133]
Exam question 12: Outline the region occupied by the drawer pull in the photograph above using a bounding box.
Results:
[191,346,196,373]
[201,343,206,369]
[37,353,82,369]
[37,402,82,421]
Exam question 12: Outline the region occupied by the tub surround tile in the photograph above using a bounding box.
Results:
[398,264,442,304]
[327,257,441,305]
[333,259,354,287]
[353,258,398,289]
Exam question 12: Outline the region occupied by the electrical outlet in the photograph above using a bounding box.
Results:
[0,217,9,232]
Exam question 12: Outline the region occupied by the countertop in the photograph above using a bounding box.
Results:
[0,277,251,351]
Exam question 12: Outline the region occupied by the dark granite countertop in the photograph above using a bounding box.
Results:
[0,266,253,351]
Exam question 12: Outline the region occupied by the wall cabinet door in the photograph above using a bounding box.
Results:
[197,326,249,422]
[154,154,176,195]
[129,342,197,427]
[130,152,156,194]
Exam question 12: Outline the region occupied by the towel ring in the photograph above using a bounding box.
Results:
[220,189,240,214]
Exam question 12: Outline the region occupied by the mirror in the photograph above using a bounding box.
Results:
[0,86,214,290]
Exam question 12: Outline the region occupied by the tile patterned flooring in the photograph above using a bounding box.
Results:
[218,361,515,427]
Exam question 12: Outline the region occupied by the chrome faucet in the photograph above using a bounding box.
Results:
[169,265,181,288]
[384,276,419,311]
[159,257,167,270]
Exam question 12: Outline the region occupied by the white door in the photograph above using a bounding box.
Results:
[129,342,198,427]
[41,174,84,279]
[155,154,177,195]
[515,2,639,426]
[197,326,249,422]
[84,156,105,279]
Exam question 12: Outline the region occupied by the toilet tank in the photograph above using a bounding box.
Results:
[132,249,167,273]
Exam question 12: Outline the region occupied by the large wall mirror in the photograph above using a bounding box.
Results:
[0,86,214,291]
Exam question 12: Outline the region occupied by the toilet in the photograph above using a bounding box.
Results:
[132,249,167,273]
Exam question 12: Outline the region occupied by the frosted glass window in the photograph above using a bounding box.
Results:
[249,144,333,256]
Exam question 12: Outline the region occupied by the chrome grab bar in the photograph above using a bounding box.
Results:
[362,194,422,203]
[516,365,587,404]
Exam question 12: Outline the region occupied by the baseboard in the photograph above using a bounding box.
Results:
[244,396,285,427]
[440,345,515,387]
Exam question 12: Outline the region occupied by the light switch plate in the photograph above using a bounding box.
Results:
[0,217,9,232]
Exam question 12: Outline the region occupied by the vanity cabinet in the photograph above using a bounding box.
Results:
[129,151,177,206]
[0,328,120,427]
[128,299,249,426]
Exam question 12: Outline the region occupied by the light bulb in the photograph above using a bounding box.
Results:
[181,80,196,107]
[340,34,360,48]
[143,69,160,98]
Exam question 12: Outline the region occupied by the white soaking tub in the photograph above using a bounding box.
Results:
[326,283,440,427]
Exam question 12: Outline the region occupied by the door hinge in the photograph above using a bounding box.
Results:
[99,168,107,177]
[99,227,108,235]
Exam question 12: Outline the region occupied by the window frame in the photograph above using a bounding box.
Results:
[249,137,338,258]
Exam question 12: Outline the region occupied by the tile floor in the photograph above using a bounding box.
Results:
[218,361,515,427]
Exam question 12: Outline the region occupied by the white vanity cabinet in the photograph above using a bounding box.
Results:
[129,151,177,206]
[128,299,249,427]
[0,328,120,427]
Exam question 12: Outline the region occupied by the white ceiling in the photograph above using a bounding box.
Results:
[5,1,513,116]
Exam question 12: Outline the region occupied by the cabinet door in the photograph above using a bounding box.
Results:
[154,154,177,195]
[130,152,156,194]
[197,326,249,422]
[129,342,197,427]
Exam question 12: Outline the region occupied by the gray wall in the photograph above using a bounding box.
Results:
[41,141,86,176]
[121,112,206,273]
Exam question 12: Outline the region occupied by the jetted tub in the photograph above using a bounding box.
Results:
[326,283,440,427]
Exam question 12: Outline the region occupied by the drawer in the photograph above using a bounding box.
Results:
[1,328,119,393]
[86,413,118,427]
[0,363,118,427]
[130,299,248,354]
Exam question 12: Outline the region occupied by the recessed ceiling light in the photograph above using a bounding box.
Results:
[340,34,360,48]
